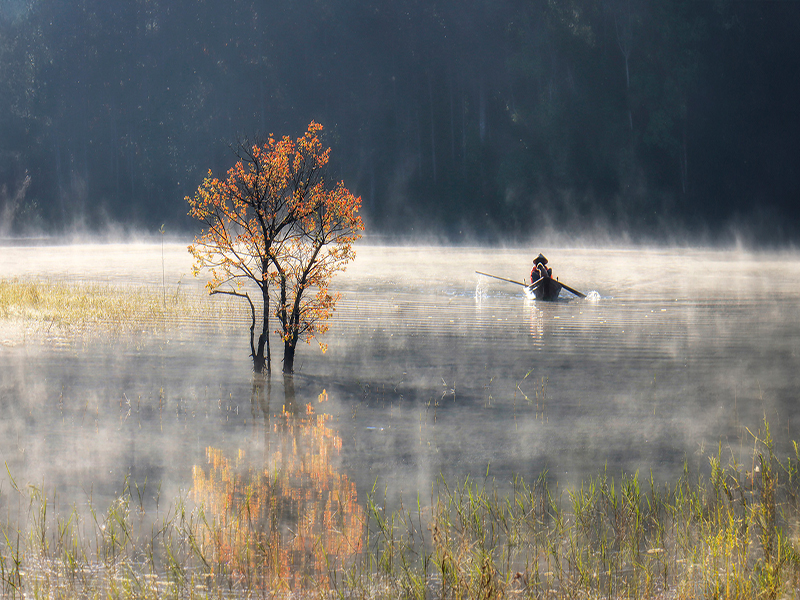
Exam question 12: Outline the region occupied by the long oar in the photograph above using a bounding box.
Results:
[476,270,586,298]
[475,271,528,287]
[558,281,586,298]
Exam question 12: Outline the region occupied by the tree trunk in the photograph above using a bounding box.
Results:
[252,284,271,373]
[277,272,293,373]
[277,243,322,374]
[283,300,301,373]
[283,337,296,374]
[253,347,266,372]
[281,282,305,374]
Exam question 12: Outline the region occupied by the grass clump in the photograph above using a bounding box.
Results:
[0,278,176,328]
[363,419,800,599]
[0,278,226,340]
[1,420,800,599]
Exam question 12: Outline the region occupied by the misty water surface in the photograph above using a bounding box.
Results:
[1,242,799,513]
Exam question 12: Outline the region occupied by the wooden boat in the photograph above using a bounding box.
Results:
[530,275,562,301]
[476,270,585,301]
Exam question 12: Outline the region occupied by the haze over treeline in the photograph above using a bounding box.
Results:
[1,0,798,242]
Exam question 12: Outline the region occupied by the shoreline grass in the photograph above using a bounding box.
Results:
[0,278,240,343]
[0,278,177,327]
[1,420,798,599]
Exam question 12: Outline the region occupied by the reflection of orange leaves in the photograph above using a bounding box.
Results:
[191,405,363,593]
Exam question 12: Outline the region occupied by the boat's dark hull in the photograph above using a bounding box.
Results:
[529,276,562,301]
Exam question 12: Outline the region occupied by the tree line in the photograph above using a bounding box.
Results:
[1,0,798,241]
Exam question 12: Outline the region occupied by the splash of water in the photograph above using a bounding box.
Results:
[475,280,486,302]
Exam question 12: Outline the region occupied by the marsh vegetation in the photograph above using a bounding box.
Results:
[0,277,240,347]
[0,279,182,328]
[1,244,799,598]
[1,420,800,598]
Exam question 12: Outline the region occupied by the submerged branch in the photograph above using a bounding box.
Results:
[210,288,257,359]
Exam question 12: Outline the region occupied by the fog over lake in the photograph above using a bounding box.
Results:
[1,243,799,513]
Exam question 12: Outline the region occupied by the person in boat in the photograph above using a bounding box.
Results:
[531,253,552,282]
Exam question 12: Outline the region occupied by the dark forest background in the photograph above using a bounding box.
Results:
[1,0,798,243]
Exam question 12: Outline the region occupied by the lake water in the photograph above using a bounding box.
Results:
[1,242,799,517]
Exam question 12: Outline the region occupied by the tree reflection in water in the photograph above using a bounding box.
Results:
[192,375,364,592]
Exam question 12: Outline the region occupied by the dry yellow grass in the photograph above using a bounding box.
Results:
[0,278,238,343]
[0,279,165,322]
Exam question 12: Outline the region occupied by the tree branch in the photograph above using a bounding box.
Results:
[210,289,257,359]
